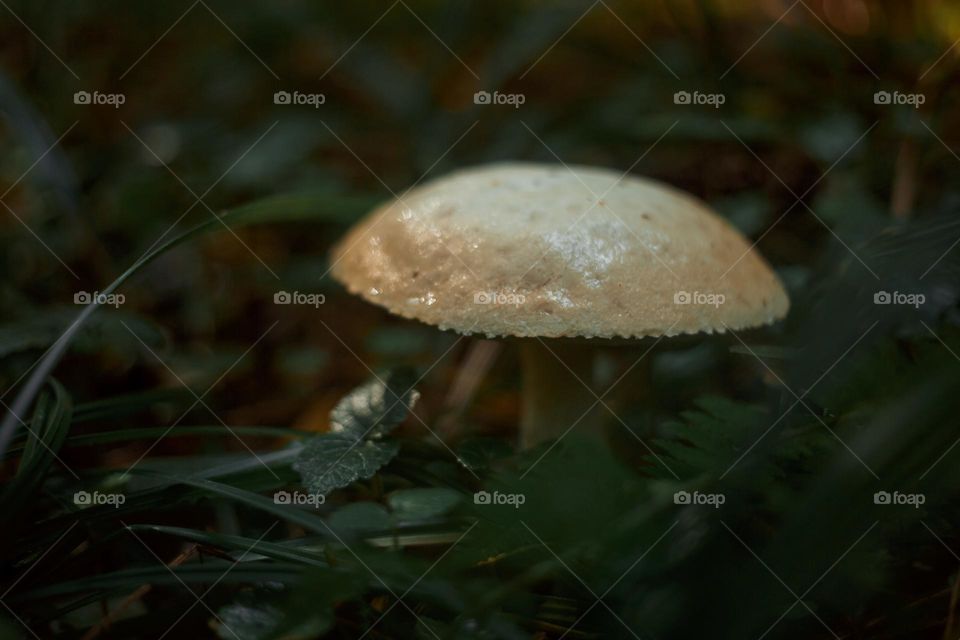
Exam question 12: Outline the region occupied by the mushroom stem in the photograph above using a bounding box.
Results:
[519,340,601,448]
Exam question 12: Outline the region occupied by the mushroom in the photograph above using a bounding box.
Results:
[330,162,789,447]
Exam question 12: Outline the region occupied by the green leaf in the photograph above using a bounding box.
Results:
[17,379,72,479]
[131,472,332,534]
[19,563,306,600]
[71,388,191,424]
[327,502,392,535]
[388,488,462,522]
[294,435,399,496]
[264,570,367,639]
[653,396,776,479]
[457,437,514,472]
[218,602,284,640]
[127,525,328,567]
[217,569,368,640]
[293,370,420,495]
[4,425,304,460]
[2,379,72,514]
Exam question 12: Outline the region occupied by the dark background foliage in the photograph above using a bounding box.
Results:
[2,1,960,638]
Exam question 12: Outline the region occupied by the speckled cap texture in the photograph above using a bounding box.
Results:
[330,162,789,339]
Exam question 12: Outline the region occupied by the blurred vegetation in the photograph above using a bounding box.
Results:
[2,0,960,638]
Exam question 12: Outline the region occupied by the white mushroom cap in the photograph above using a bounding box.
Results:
[331,162,789,339]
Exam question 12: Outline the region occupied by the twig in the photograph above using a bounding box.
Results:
[944,568,960,640]
[81,544,198,640]
[891,137,917,220]
[437,340,501,438]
